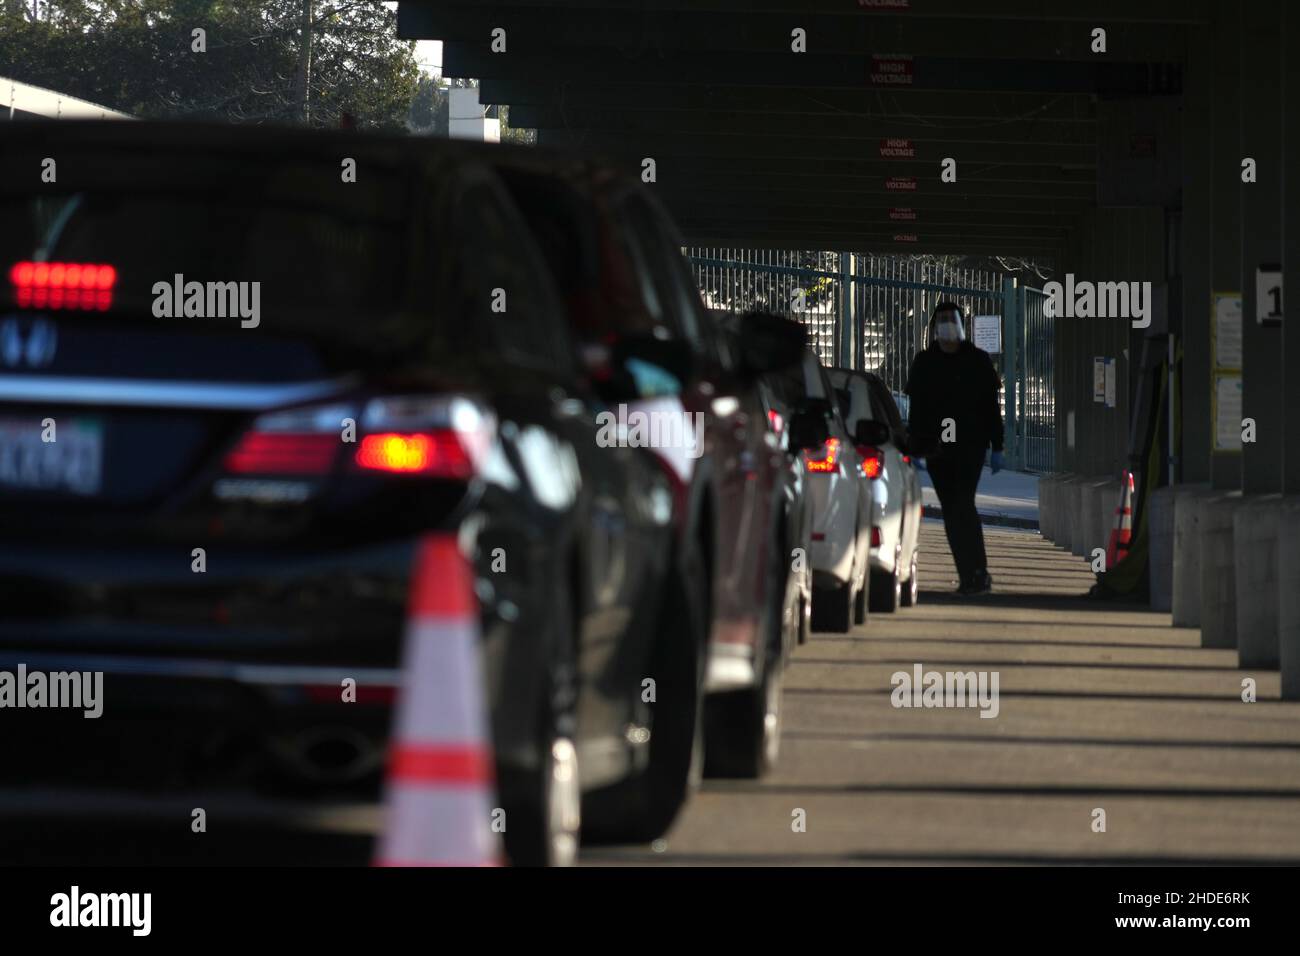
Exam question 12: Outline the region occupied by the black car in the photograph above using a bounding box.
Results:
[493,157,812,789]
[0,122,688,866]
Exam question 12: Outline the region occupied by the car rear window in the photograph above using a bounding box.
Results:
[2,152,409,319]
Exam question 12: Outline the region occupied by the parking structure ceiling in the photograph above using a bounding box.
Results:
[398,1,1203,259]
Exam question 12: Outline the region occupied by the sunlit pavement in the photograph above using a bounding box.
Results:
[584,523,1300,865]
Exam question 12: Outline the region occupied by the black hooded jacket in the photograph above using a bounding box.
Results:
[904,340,1004,460]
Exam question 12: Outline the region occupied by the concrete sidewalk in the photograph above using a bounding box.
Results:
[590,525,1300,865]
[921,466,1039,529]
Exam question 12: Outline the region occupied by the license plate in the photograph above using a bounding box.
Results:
[0,417,103,495]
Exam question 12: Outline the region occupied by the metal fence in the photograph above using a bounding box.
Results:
[686,249,1057,473]
[1014,286,1056,473]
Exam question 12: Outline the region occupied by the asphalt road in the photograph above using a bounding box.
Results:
[8,521,1299,866]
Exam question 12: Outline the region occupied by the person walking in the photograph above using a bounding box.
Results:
[904,302,1004,595]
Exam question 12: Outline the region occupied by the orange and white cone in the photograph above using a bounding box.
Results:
[1105,471,1135,569]
[376,534,502,867]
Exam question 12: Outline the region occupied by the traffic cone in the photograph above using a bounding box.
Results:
[1105,471,1135,569]
[375,534,502,867]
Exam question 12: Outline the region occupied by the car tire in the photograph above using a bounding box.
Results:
[501,580,582,867]
[703,560,794,778]
[581,533,707,845]
[901,551,919,607]
[812,579,853,633]
[869,545,903,613]
[853,576,868,624]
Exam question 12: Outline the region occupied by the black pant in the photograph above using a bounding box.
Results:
[927,451,987,584]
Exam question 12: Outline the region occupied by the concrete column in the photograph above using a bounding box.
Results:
[1210,8,1243,491]
[1199,493,1243,648]
[1147,484,1176,611]
[1283,6,1300,494]
[1172,484,1214,627]
[1280,501,1300,699]
[1239,0,1285,495]
[1180,24,1213,485]
[1233,495,1285,667]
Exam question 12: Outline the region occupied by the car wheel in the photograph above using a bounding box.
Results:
[703,563,793,778]
[853,576,868,624]
[581,533,707,845]
[501,584,582,867]
[901,551,919,607]
[869,545,902,613]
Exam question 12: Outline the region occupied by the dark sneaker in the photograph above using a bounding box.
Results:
[958,570,993,596]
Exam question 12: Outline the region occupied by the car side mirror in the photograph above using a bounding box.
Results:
[787,408,830,451]
[854,419,891,446]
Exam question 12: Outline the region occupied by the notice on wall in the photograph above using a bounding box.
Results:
[1213,373,1243,452]
[1104,358,1116,409]
[972,315,1001,354]
[1213,292,1242,370]
[1093,357,1107,403]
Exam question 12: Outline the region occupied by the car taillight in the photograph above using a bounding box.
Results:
[225,433,339,475]
[871,527,882,548]
[805,437,840,473]
[9,260,116,311]
[767,408,784,434]
[353,395,492,479]
[222,395,493,481]
[355,431,473,477]
[857,445,883,479]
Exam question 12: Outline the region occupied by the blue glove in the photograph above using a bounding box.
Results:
[990,451,1004,474]
[914,457,927,472]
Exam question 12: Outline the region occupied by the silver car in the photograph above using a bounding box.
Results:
[829,369,924,611]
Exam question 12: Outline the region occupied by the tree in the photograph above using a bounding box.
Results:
[0,0,421,130]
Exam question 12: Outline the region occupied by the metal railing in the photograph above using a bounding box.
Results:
[687,249,1057,474]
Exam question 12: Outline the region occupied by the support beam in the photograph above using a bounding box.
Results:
[1238,0,1284,494]
[446,46,1181,96]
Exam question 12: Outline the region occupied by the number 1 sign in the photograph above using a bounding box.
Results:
[1255,264,1282,326]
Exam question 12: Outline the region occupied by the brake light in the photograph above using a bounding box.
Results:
[871,527,882,548]
[805,437,841,473]
[224,432,339,475]
[857,445,883,479]
[355,431,473,477]
[767,408,784,434]
[9,260,116,311]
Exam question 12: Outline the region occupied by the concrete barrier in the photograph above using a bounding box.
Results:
[1074,479,1109,559]
[1280,499,1300,700]
[1093,480,1121,569]
[1199,492,1243,649]
[1172,484,1214,627]
[1056,477,1082,552]
[1234,495,1285,669]
[1039,475,1059,541]
[1147,485,1176,612]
